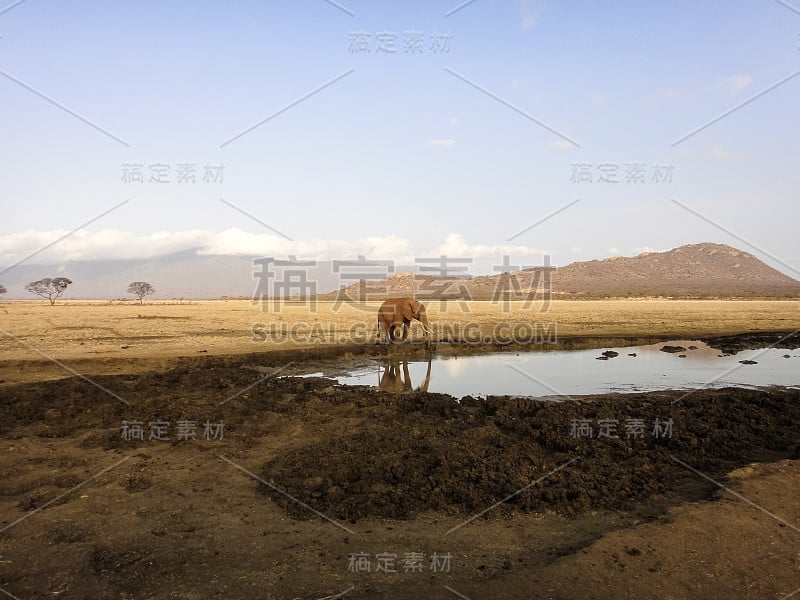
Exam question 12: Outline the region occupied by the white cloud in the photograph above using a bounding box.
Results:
[706,145,732,162]
[571,247,582,254]
[547,140,573,151]
[679,145,749,163]
[199,229,415,260]
[723,74,752,94]
[649,74,752,107]
[0,229,210,264]
[427,138,455,147]
[0,228,415,265]
[703,145,748,163]
[516,0,539,29]
[0,230,550,266]
[448,116,460,127]
[646,87,687,106]
[435,233,548,258]
[608,247,621,255]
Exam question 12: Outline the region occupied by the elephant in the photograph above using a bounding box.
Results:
[377,297,432,349]
[378,359,432,393]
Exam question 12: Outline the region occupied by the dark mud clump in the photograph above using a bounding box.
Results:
[260,387,800,522]
[703,331,800,355]
[660,345,686,354]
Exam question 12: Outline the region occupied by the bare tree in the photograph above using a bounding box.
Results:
[25,277,73,305]
[127,281,155,305]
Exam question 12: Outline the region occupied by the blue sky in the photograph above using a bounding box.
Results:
[1,0,799,277]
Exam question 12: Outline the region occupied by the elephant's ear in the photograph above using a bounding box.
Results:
[398,299,417,321]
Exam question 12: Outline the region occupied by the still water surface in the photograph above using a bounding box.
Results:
[329,340,799,398]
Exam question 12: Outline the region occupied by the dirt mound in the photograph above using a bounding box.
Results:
[260,387,800,522]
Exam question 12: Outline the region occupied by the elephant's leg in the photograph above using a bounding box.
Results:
[402,360,412,390]
[379,364,393,389]
[378,318,390,343]
[400,320,409,341]
[418,359,432,392]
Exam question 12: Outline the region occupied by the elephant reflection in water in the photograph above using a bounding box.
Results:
[378,359,432,393]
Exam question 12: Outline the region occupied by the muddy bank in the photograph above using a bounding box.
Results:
[700,330,800,355]
[259,385,800,522]
[3,357,798,524]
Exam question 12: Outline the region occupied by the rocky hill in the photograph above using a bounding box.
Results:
[320,243,800,300]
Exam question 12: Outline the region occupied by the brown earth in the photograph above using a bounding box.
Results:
[2,337,800,599]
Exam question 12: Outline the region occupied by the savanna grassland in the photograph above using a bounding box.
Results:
[0,298,798,375]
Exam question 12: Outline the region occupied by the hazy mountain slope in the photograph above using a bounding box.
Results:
[321,243,800,300]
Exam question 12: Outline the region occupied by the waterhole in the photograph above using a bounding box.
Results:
[327,340,799,398]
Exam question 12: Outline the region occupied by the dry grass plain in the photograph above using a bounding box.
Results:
[1,298,798,361]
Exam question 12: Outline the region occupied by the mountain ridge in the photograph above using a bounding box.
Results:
[321,243,800,300]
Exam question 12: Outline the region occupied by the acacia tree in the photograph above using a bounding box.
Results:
[127,281,155,304]
[0,284,6,295]
[25,277,73,305]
